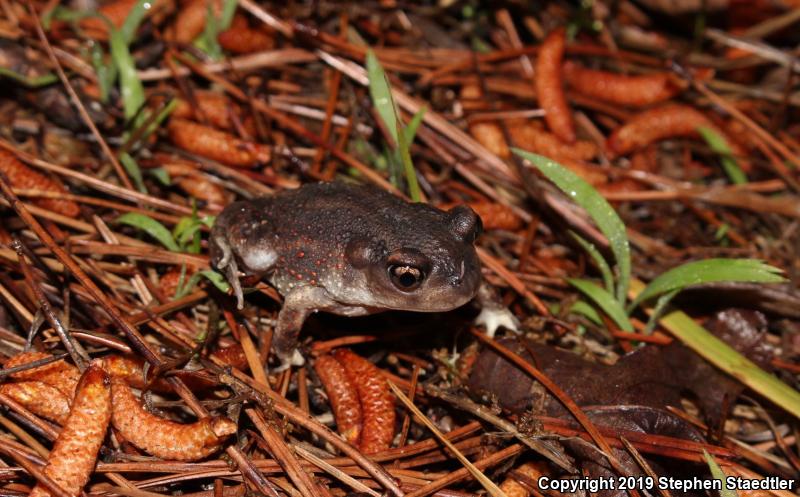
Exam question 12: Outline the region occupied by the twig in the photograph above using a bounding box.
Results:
[12,239,89,369]
[137,49,315,81]
[704,28,800,73]
[248,408,324,497]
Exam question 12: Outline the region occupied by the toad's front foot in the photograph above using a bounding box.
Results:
[271,348,306,373]
[474,280,520,338]
[475,306,520,338]
[271,290,320,372]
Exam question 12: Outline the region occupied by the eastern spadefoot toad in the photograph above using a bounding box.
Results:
[210,182,516,368]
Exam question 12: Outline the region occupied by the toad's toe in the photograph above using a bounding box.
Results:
[475,306,520,338]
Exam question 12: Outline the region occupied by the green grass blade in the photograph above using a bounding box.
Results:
[119,0,151,44]
[0,67,57,87]
[200,215,216,228]
[44,8,120,104]
[396,120,422,202]
[118,152,146,193]
[175,221,205,253]
[630,278,800,419]
[196,1,222,59]
[515,150,631,305]
[629,259,784,311]
[366,49,399,143]
[567,278,633,331]
[149,167,170,186]
[172,216,195,242]
[642,289,679,335]
[367,49,421,201]
[44,5,103,24]
[570,231,614,295]
[385,148,403,188]
[177,269,231,298]
[698,126,747,185]
[117,212,179,252]
[703,450,737,497]
[109,28,145,122]
[141,98,177,143]
[569,300,603,325]
[402,106,427,145]
[171,264,188,297]
[199,269,230,292]
[219,0,237,30]
[714,223,730,243]
[193,0,236,59]
[89,44,113,102]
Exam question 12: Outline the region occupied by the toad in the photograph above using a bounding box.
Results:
[210,182,516,368]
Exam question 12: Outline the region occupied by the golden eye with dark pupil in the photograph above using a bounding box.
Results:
[389,265,424,290]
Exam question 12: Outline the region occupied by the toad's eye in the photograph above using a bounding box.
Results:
[388,265,425,291]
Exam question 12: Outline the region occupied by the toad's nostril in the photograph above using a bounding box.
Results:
[452,260,466,285]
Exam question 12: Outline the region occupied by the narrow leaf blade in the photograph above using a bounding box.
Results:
[631,258,784,310]
[177,270,231,298]
[703,451,737,497]
[396,119,422,202]
[117,213,179,252]
[119,0,151,44]
[642,289,679,335]
[118,152,146,193]
[567,278,633,331]
[569,300,603,325]
[109,28,145,122]
[698,126,747,185]
[515,150,631,305]
[570,231,614,295]
[219,0,237,30]
[196,1,222,59]
[402,106,427,145]
[0,67,57,87]
[366,49,399,143]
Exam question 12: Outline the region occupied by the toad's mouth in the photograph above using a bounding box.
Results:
[383,286,478,312]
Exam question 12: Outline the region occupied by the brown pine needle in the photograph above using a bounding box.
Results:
[294,445,380,497]
[387,381,508,497]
